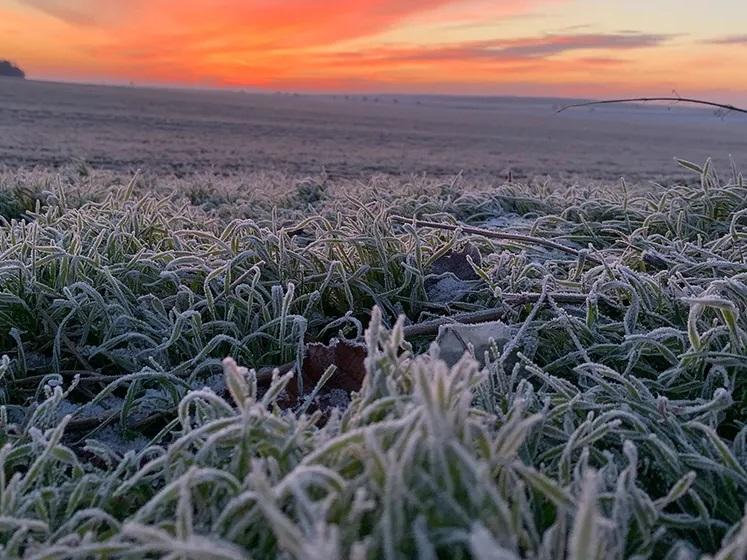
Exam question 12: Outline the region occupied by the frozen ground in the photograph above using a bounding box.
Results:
[1,78,745,184]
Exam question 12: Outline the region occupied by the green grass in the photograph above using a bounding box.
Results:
[1,159,746,558]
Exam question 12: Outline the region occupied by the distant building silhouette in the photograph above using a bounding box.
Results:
[0,60,25,79]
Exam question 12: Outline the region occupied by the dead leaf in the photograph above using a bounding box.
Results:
[435,320,514,366]
[302,338,367,392]
[425,244,482,304]
[428,244,481,281]
[275,338,367,412]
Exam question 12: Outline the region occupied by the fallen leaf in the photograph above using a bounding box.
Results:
[425,244,482,303]
[428,244,481,281]
[274,338,367,412]
[302,338,367,392]
[435,320,514,366]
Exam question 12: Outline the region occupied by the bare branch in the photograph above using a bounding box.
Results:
[390,215,602,263]
[557,97,747,116]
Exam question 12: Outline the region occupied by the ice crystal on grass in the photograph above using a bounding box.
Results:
[1,158,747,558]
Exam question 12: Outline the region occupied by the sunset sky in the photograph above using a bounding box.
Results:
[2,0,746,101]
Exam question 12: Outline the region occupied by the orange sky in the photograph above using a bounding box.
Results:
[2,0,747,100]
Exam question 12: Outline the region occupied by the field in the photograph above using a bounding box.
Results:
[1,79,747,559]
[2,79,747,183]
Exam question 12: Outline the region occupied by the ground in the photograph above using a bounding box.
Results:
[1,80,747,559]
[2,78,746,183]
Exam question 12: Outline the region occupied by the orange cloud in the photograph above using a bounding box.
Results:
[18,0,132,25]
[2,0,747,100]
[7,0,466,83]
[5,0,559,85]
[18,0,458,47]
[321,33,672,65]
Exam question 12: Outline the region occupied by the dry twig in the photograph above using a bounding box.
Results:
[557,97,747,116]
[391,215,600,262]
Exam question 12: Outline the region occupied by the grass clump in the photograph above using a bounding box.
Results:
[1,159,747,558]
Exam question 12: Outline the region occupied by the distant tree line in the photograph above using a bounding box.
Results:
[0,60,25,79]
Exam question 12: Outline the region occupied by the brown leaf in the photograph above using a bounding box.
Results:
[428,244,481,281]
[425,244,482,303]
[302,338,367,393]
[275,337,367,411]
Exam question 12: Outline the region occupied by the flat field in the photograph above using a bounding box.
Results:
[1,78,747,559]
[2,78,746,183]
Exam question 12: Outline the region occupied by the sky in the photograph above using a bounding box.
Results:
[2,0,747,101]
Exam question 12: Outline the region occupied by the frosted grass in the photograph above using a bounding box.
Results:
[0,158,746,558]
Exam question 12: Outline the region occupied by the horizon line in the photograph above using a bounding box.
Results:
[10,77,747,115]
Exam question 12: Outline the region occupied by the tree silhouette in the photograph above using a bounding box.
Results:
[0,60,25,79]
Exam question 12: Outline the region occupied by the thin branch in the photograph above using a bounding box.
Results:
[401,292,589,338]
[391,215,601,262]
[557,97,747,116]
[252,291,591,373]
[13,370,121,387]
[68,409,175,438]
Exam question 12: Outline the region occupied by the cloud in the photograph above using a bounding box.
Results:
[574,56,628,66]
[12,0,569,84]
[19,0,457,42]
[488,32,671,58]
[17,1,560,51]
[5,0,690,94]
[704,34,747,45]
[18,0,124,25]
[321,32,673,66]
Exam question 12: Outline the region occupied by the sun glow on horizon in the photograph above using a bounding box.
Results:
[2,0,747,101]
